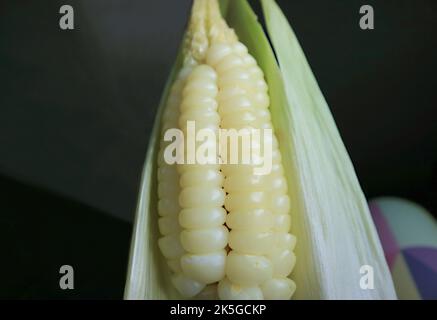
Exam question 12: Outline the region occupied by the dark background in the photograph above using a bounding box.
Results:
[0,0,436,298]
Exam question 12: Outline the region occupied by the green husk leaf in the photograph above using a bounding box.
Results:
[123,44,185,300]
[124,0,396,299]
[258,0,396,299]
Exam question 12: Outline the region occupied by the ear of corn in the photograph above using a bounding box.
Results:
[124,0,396,300]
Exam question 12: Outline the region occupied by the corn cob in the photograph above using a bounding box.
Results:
[124,0,396,301]
[156,0,296,300]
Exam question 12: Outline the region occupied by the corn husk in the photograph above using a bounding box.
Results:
[124,0,397,300]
